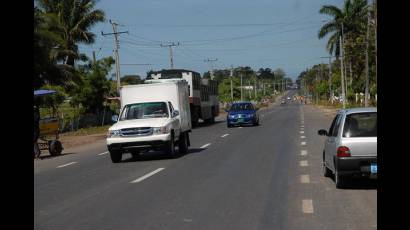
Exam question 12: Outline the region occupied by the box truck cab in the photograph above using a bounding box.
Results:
[107,80,191,163]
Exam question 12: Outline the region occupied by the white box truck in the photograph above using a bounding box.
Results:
[106,80,191,163]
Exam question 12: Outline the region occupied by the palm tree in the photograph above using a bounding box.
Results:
[318,0,368,58]
[34,7,82,90]
[36,0,105,66]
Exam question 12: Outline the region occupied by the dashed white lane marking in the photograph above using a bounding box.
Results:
[301,125,304,128]
[98,151,109,156]
[301,150,308,156]
[130,168,165,183]
[300,175,310,183]
[300,160,308,166]
[302,199,314,213]
[301,136,306,139]
[200,143,211,149]
[221,134,229,138]
[301,142,306,145]
[239,127,243,129]
[56,162,77,168]
[300,131,304,134]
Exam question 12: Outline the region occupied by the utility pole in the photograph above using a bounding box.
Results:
[204,58,218,80]
[101,20,128,95]
[254,78,257,99]
[230,65,234,101]
[240,73,243,101]
[161,42,180,69]
[248,80,251,99]
[340,36,346,109]
[365,0,371,107]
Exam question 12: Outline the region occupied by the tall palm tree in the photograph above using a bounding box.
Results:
[34,7,81,90]
[36,0,105,66]
[318,0,368,58]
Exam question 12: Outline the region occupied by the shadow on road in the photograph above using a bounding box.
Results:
[193,120,225,129]
[121,147,206,163]
[37,152,76,160]
[332,176,377,190]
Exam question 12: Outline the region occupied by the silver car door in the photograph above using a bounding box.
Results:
[325,114,339,169]
[327,114,344,171]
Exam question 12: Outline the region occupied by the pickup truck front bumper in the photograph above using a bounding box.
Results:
[107,133,171,152]
[335,156,377,178]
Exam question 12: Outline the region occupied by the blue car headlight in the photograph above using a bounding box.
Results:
[228,115,235,119]
[248,114,254,118]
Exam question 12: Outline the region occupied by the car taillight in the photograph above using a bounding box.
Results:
[337,146,351,157]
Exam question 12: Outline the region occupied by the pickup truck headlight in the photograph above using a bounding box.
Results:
[107,130,121,138]
[153,126,170,135]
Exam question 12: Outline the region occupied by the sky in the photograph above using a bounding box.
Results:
[79,0,343,81]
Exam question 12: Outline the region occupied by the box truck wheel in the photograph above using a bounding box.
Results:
[178,132,189,154]
[110,151,122,163]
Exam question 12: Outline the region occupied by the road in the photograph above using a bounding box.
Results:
[34,90,376,230]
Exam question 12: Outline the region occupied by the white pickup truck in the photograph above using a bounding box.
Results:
[107,80,192,163]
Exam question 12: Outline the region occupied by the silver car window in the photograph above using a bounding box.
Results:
[332,114,343,137]
[343,112,377,137]
[328,114,339,136]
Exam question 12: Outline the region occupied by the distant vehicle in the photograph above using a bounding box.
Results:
[226,102,259,127]
[281,99,286,105]
[146,69,219,126]
[287,97,291,100]
[107,81,192,162]
[318,107,377,188]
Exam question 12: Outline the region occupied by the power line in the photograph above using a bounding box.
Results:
[124,13,320,28]
[160,42,180,69]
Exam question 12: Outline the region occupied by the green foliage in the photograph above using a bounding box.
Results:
[121,75,143,85]
[70,57,114,114]
[36,85,67,116]
[218,78,241,102]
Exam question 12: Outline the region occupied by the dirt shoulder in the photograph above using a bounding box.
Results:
[313,104,339,118]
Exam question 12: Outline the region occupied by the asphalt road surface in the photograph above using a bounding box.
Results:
[34,90,377,230]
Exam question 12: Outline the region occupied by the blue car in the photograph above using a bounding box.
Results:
[226,102,260,128]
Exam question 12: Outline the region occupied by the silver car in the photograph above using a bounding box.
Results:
[318,107,377,188]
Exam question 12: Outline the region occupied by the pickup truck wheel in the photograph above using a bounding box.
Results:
[335,170,344,188]
[166,133,176,158]
[178,132,189,154]
[110,151,122,163]
[131,151,140,160]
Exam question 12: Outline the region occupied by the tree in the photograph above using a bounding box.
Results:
[36,0,105,66]
[71,56,114,114]
[121,75,143,85]
[34,7,82,91]
[318,0,368,58]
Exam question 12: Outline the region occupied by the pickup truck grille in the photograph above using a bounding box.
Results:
[120,127,153,136]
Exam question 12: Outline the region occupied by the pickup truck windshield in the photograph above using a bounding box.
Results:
[120,102,169,120]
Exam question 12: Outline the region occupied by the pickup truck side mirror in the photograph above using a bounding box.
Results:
[111,114,119,123]
[172,110,180,118]
[318,129,328,136]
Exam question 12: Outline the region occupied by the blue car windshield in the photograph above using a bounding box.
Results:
[230,103,254,111]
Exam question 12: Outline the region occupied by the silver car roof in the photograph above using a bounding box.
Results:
[337,107,377,115]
